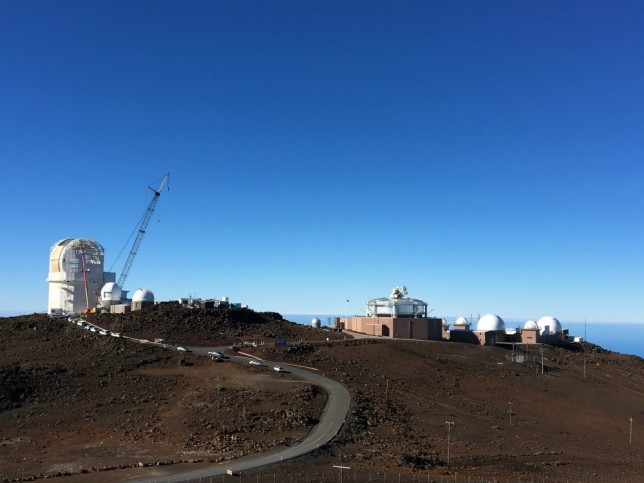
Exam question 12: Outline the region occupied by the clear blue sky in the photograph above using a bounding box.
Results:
[1,1,643,324]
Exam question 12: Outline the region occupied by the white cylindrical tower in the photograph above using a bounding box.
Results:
[311,317,321,329]
[47,238,116,315]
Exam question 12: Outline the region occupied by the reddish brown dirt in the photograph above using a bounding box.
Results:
[1,306,643,482]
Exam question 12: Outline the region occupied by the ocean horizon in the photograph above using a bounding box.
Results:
[284,314,644,359]
[3,310,641,359]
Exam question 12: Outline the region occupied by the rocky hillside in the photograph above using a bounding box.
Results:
[1,306,643,482]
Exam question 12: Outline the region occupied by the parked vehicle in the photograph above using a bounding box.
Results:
[177,346,191,352]
[249,360,262,366]
[273,366,284,372]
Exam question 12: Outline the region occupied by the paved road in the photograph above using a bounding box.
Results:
[129,346,351,482]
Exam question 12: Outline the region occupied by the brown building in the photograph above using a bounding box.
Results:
[342,286,443,341]
[343,315,443,340]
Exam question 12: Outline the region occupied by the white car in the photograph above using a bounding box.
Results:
[177,346,191,352]
[99,329,110,336]
[249,360,262,366]
[111,332,122,338]
[89,327,98,333]
[208,351,223,358]
[273,366,284,372]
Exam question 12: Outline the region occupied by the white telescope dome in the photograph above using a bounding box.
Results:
[100,282,122,308]
[524,320,538,330]
[477,314,505,331]
[132,288,155,303]
[537,316,561,335]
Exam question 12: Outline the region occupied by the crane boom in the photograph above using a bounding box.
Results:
[117,172,170,288]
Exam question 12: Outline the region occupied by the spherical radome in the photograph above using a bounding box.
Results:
[101,282,122,304]
[311,318,321,329]
[537,316,561,335]
[524,320,538,329]
[477,314,505,331]
[132,288,155,303]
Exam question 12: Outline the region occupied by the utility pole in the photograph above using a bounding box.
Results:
[385,379,389,403]
[345,299,349,328]
[630,417,633,444]
[333,465,350,483]
[445,421,455,468]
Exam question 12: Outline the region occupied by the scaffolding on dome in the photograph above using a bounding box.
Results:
[366,286,428,318]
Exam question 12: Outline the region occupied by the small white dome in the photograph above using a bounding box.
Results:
[100,282,122,309]
[311,317,321,328]
[132,288,155,303]
[454,316,468,326]
[524,320,538,330]
[537,316,561,335]
[101,282,122,300]
[477,314,505,331]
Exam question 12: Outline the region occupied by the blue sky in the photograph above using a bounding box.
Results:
[1,1,643,324]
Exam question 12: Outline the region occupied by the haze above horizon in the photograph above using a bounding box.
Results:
[1,1,643,325]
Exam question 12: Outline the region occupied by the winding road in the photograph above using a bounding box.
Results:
[129,345,351,482]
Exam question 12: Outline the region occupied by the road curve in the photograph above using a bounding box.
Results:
[129,346,350,482]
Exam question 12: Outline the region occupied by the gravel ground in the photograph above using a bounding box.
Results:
[1,306,643,482]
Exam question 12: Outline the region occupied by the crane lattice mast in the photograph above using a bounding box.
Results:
[117,172,170,288]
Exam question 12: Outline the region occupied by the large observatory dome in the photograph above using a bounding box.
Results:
[537,316,561,335]
[47,238,115,315]
[476,314,505,331]
[132,288,155,303]
[49,238,105,273]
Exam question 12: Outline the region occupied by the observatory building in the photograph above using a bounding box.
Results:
[131,288,155,311]
[342,286,443,340]
[447,313,568,346]
[47,238,116,315]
